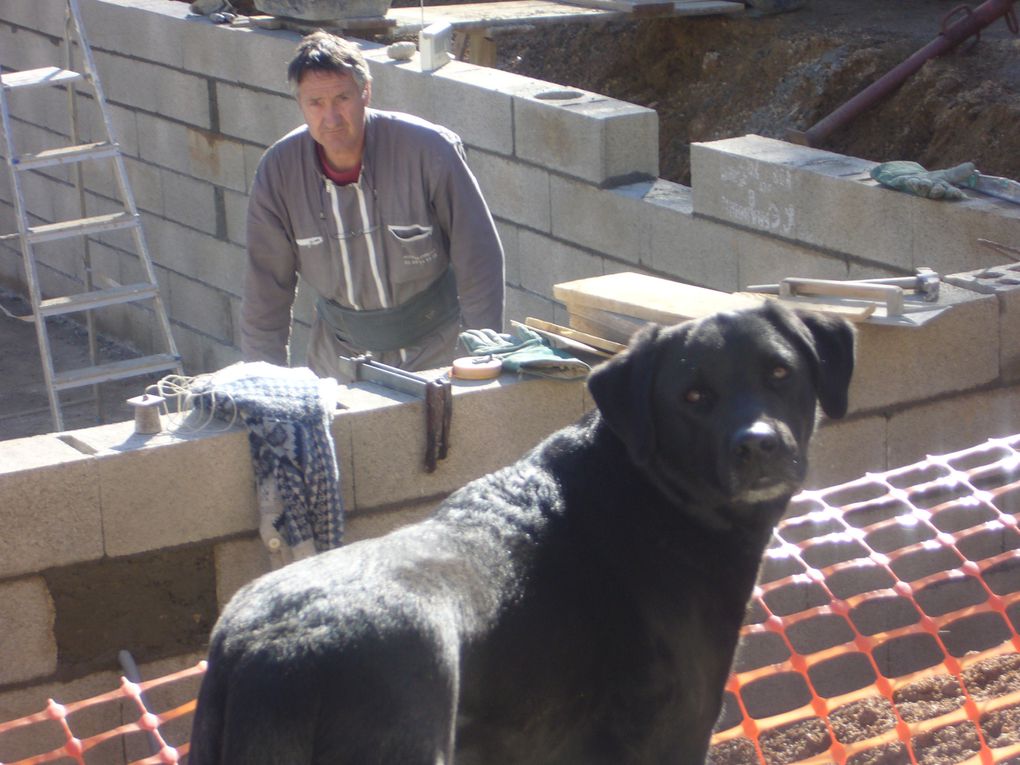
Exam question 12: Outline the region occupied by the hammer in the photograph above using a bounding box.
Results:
[847,267,940,302]
[748,267,940,302]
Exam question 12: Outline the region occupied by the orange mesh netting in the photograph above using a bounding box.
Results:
[710,435,1020,764]
[0,662,206,765]
[1,437,1018,764]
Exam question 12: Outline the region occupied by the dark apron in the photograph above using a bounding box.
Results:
[315,267,460,353]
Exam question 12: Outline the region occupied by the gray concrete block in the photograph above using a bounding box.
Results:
[0,578,57,686]
[910,194,1020,278]
[518,229,604,298]
[497,220,521,288]
[160,168,222,238]
[81,0,192,68]
[550,176,651,266]
[430,65,518,156]
[849,286,1000,413]
[72,423,258,557]
[143,215,247,296]
[469,149,552,233]
[216,83,301,147]
[166,273,233,343]
[135,112,247,192]
[346,497,438,544]
[343,373,586,509]
[515,90,657,185]
[214,537,272,610]
[223,188,250,246]
[805,415,888,490]
[93,49,211,129]
[887,385,1020,471]
[363,51,440,121]
[736,233,849,292]
[0,436,101,578]
[172,324,243,375]
[505,285,558,328]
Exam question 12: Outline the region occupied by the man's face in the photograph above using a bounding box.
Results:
[296,69,371,170]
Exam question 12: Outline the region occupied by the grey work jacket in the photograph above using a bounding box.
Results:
[241,109,505,380]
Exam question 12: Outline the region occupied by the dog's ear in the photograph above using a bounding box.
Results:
[768,303,855,419]
[587,322,666,466]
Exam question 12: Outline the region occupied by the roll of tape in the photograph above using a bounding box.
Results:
[451,356,502,380]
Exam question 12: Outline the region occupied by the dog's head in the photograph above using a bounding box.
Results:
[587,301,855,528]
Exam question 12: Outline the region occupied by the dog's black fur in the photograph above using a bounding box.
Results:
[189,302,855,765]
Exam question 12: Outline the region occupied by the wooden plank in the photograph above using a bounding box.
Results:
[524,317,627,354]
[386,0,740,34]
[555,272,762,327]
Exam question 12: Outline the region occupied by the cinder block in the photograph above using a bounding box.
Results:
[550,176,651,266]
[0,436,101,578]
[143,215,247,296]
[81,0,192,68]
[909,193,1020,277]
[640,179,744,291]
[216,83,300,147]
[429,65,520,156]
[166,273,233,343]
[72,423,259,557]
[505,285,558,328]
[213,537,272,610]
[805,415,888,490]
[518,229,603,298]
[946,262,1020,383]
[172,325,242,376]
[343,373,587,509]
[0,578,57,686]
[222,187,249,246]
[345,497,439,544]
[496,220,520,288]
[468,149,552,233]
[94,49,211,129]
[849,286,999,413]
[736,232,848,292]
[515,90,657,185]
[135,112,247,192]
[887,385,1020,470]
[363,51,441,121]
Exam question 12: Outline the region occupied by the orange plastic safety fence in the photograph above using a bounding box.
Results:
[0,662,206,765]
[710,435,1020,764]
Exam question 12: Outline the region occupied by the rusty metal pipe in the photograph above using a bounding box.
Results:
[788,0,1019,147]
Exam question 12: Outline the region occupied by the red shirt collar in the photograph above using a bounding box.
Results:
[316,142,361,185]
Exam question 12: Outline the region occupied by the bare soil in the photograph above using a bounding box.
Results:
[493,0,1020,187]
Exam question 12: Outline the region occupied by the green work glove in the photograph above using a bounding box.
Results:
[458,327,590,380]
[870,161,977,200]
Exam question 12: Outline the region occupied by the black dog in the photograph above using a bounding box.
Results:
[189,302,854,765]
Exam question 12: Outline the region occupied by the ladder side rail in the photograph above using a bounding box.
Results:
[65,0,182,371]
[0,86,65,429]
[65,2,104,421]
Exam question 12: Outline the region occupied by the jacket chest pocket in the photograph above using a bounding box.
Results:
[387,224,443,283]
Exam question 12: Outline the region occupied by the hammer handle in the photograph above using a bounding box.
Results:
[780,278,905,316]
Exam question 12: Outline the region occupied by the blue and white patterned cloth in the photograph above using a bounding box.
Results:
[189,362,343,554]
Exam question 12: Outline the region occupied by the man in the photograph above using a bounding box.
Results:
[241,31,505,380]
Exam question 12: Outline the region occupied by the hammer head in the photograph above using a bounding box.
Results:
[916,267,940,301]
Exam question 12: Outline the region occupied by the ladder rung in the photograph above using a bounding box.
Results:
[38,282,160,317]
[1,66,84,91]
[52,353,181,391]
[27,211,139,243]
[14,141,121,170]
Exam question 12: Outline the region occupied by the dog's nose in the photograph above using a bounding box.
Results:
[732,421,779,463]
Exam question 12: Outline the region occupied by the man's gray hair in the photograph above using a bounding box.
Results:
[288,31,372,91]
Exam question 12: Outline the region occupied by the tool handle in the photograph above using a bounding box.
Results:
[780,278,905,316]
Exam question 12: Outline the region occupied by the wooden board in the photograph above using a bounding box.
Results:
[386,0,741,34]
[556,272,761,324]
[523,317,627,354]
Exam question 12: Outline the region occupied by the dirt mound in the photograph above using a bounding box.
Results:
[495,0,1020,186]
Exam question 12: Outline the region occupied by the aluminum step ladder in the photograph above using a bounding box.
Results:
[0,0,181,431]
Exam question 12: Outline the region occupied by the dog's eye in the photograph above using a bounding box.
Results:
[684,388,708,405]
[770,364,790,381]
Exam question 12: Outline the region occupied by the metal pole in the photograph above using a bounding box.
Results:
[788,0,1019,147]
